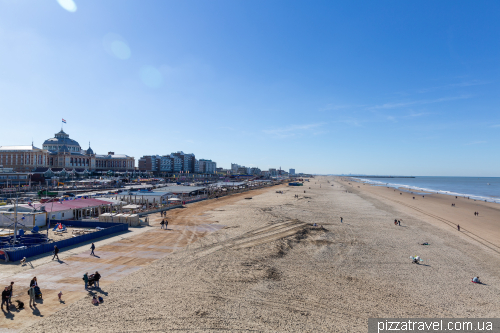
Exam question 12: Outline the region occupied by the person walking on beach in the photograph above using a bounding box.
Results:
[165,218,169,230]
[90,243,95,256]
[398,220,401,226]
[457,224,460,231]
[340,217,343,223]
[160,219,165,229]
[52,245,60,261]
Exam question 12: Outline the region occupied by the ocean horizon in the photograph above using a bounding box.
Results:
[351,176,500,203]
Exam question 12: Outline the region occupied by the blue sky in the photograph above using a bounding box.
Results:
[1,1,499,176]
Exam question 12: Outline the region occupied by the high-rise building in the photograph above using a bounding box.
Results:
[250,167,261,175]
[231,163,241,172]
[199,159,217,174]
[172,151,196,173]
[138,155,159,172]
[289,168,295,175]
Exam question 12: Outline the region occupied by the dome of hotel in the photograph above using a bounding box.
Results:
[86,145,94,155]
[42,130,82,153]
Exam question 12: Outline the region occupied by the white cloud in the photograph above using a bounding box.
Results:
[417,80,489,93]
[465,140,487,146]
[368,95,473,110]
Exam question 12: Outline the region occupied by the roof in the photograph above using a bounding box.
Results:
[97,197,127,205]
[96,154,132,159]
[126,191,172,196]
[0,205,34,212]
[158,185,206,193]
[43,137,80,147]
[25,198,115,213]
[0,145,42,151]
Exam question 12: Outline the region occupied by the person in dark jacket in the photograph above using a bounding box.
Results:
[52,245,60,260]
[90,243,95,256]
[7,282,13,305]
[94,271,101,288]
[1,287,10,312]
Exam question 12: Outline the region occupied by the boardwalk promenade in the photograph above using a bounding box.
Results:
[0,187,275,332]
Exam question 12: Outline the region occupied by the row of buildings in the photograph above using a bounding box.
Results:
[0,129,135,174]
[138,153,217,174]
[0,128,297,183]
[224,163,297,177]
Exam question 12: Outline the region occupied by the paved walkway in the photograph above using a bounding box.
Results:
[0,187,276,332]
[0,212,223,331]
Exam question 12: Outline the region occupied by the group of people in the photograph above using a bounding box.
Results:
[394,219,401,226]
[83,271,101,290]
[160,218,169,229]
[1,277,46,312]
[451,203,456,207]
[474,211,480,216]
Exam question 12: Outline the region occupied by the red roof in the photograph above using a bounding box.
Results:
[23,198,113,213]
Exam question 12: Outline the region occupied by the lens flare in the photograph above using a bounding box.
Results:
[57,0,77,12]
[103,33,131,60]
[140,66,163,88]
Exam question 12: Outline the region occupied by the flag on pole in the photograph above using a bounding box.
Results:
[62,118,66,123]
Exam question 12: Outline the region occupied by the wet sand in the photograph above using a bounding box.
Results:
[341,177,500,251]
[13,176,500,332]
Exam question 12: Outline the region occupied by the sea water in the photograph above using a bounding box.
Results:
[353,177,500,203]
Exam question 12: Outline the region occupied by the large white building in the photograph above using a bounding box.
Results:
[0,129,135,173]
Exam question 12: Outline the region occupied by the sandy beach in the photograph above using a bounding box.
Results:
[10,176,500,332]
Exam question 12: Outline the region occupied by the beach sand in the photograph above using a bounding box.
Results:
[19,176,500,332]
